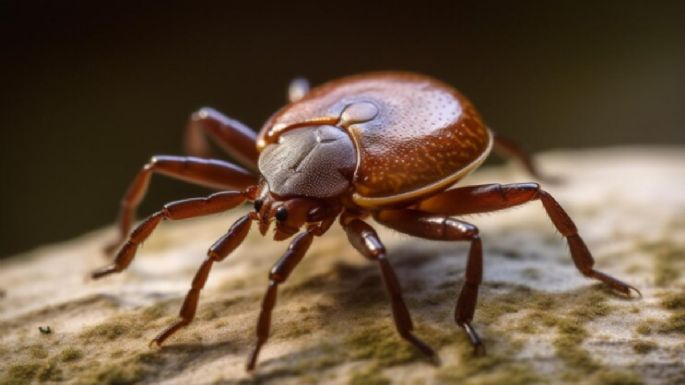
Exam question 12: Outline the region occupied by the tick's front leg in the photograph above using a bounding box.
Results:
[93,191,248,279]
[151,214,253,346]
[106,156,256,254]
[184,108,259,170]
[247,231,314,371]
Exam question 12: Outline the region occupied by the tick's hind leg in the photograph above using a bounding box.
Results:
[184,108,259,170]
[492,131,557,183]
[151,214,252,346]
[416,183,640,297]
[342,217,436,360]
[93,191,248,279]
[374,210,485,354]
[247,231,314,371]
[287,77,309,103]
[105,156,256,254]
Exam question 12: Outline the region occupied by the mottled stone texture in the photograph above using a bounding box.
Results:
[1,147,683,385]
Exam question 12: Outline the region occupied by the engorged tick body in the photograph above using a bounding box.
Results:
[92,72,639,371]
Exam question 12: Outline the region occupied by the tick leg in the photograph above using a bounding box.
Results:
[416,183,640,297]
[93,191,247,279]
[151,214,252,346]
[106,156,256,253]
[247,231,313,371]
[343,218,436,359]
[184,107,259,170]
[287,77,310,103]
[374,210,485,354]
[492,131,556,182]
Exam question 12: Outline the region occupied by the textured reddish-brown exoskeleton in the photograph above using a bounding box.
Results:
[92,72,639,370]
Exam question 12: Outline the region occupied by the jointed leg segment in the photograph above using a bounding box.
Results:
[343,218,436,358]
[184,107,260,170]
[93,191,248,279]
[416,183,639,296]
[106,156,256,253]
[247,231,314,371]
[493,132,552,181]
[374,210,485,352]
[151,214,253,346]
[287,77,310,103]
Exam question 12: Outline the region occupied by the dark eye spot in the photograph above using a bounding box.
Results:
[253,199,263,212]
[275,207,288,222]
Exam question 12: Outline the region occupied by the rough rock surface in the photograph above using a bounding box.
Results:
[1,147,684,385]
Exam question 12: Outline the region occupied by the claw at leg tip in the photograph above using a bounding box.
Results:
[246,348,259,373]
[474,344,487,356]
[90,270,103,280]
[90,266,114,280]
[615,283,642,299]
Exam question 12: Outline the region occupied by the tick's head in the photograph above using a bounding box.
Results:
[252,124,354,240]
[257,125,357,199]
[252,186,336,240]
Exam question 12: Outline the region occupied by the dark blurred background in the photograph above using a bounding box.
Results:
[1,1,684,257]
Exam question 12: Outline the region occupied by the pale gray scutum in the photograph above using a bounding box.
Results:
[258,125,357,198]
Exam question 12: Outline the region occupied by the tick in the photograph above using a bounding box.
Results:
[92,72,639,370]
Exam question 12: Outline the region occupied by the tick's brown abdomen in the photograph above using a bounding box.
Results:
[259,72,491,205]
